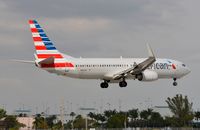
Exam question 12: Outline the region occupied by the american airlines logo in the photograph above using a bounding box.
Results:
[149,61,176,70]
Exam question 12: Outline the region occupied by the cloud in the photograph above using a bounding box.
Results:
[42,17,112,32]
[0,0,200,114]
[0,78,23,87]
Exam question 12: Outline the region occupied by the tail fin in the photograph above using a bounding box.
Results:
[29,20,74,68]
[29,20,63,59]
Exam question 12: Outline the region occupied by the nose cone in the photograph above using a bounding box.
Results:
[182,66,191,76]
[185,67,191,75]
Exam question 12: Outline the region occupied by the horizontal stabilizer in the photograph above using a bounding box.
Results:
[38,56,54,65]
[10,59,35,64]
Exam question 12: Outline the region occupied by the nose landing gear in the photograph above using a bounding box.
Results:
[173,78,178,86]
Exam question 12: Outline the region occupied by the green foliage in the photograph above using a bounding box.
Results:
[128,108,138,120]
[106,113,126,128]
[194,111,200,121]
[46,115,57,128]
[73,115,85,128]
[140,108,153,120]
[33,114,48,129]
[64,120,73,129]
[52,120,62,129]
[150,111,163,122]
[70,112,76,118]
[166,94,194,127]
[104,110,117,119]
[4,115,25,129]
[0,108,6,119]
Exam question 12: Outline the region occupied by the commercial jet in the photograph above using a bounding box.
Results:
[22,20,190,88]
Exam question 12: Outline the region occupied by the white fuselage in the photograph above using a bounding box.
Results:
[42,57,190,83]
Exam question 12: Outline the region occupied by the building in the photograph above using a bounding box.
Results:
[17,117,35,130]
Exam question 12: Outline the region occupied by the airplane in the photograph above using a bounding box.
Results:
[23,19,190,88]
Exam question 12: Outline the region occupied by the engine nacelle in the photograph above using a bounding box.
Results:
[137,70,158,81]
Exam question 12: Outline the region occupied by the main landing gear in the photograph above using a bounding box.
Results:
[119,80,127,88]
[173,78,178,86]
[100,81,109,88]
[100,79,128,88]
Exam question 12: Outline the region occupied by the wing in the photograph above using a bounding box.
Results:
[113,44,156,80]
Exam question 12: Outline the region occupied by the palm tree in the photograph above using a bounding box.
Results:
[88,112,95,121]
[104,110,117,119]
[166,94,194,126]
[70,112,76,129]
[194,111,200,121]
[140,108,153,120]
[128,108,138,120]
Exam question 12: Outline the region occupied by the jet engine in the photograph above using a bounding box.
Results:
[136,70,158,81]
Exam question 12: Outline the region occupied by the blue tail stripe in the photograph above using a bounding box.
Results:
[42,38,50,41]
[46,47,56,50]
[35,25,41,28]
[44,42,53,46]
[45,45,55,48]
[40,34,47,37]
[37,29,44,32]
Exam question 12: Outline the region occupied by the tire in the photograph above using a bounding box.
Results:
[173,82,178,86]
[119,81,127,87]
[100,82,108,88]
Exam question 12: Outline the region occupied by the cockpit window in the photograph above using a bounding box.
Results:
[182,64,186,67]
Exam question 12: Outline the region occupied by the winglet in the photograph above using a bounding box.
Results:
[147,43,155,58]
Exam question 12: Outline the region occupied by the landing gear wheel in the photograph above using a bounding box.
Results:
[100,82,109,88]
[119,81,127,87]
[173,78,177,86]
[173,82,178,86]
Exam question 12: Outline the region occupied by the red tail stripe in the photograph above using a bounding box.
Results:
[29,20,34,24]
[35,46,46,50]
[41,63,74,68]
[37,54,63,58]
[66,63,74,67]
[33,37,42,41]
[31,28,38,32]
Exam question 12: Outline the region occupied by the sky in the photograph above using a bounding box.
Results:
[0,0,200,115]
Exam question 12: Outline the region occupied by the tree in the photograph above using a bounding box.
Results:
[106,113,126,128]
[73,115,85,129]
[70,112,76,118]
[0,108,6,119]
[149,111,164,127]
[88,112,95,120]
[104,110,117,119]
[194,111,200,121]
[4,115,25,129]
[140,108,153,120]
[150,111,163,121]
[52,120,62,129]
[166,94,194,127]
[33,114,48,129]
[128,108,138,120]
[96,114,106,124]
[46,115,56,128]
[70,112,76,129]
